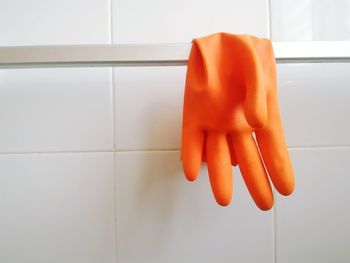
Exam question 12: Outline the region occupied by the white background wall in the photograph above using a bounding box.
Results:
[0,0,350,262]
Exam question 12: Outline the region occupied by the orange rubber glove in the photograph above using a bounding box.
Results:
[181,33,294,210]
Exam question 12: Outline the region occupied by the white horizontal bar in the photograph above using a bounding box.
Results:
[0,44,190,68]
[0,42,350,68]
[274,41,350,63]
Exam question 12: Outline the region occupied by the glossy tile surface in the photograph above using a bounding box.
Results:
[278,63,350,147]
[0,68,113,152]
[0,0,113,152]
[113,0,269,43]
[116,151,274,263]
[271,0,350,41]
[115,67,185,150]
[0,0,110,45]
[276,148,350,263]
[0,153,115,263]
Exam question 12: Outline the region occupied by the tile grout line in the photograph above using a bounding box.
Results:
[0,145,350,155]
[108,0,116,151]
[288,145,350,150]
[113,150,118,263]
[115,145,350,151]
[107,0,118,262]
[267,0,273,39]
[273,199,277,263]
[268,0,276,261]
[0,149,115,155]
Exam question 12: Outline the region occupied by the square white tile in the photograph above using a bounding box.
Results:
[0,152,115,263]
[114,67,185,150]
[276,148,350,263]
[278,63,350,147]
[0,0,110,46]
[0,68,114,152]
[115,151,274,263]
[271,0,350,41]
[112,0,269,43]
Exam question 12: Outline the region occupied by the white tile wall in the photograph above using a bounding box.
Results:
[1,0,350,262]
[278,63,350,147]
[116,151,274,263]
[113,0,269,43]
[0,153,115,263]
[0,0,110,46]
[276,148,350,263]
[0,0,113,153]
[0,1,115,262]
[115,67,185,150]
[0,68,113,152]
[271,0,350,41]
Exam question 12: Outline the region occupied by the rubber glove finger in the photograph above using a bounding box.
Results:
[227,134,238,166]
[245,37,279,129]
[244,76,268,129]
[181,128,205,181]
[255,122,294,196]
[243,46,268,128]
[233,133,274,210]
[206,132,233,206]
[203,134,237,166]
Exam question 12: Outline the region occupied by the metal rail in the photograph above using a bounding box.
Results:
[0,42,350,68]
